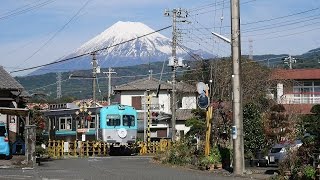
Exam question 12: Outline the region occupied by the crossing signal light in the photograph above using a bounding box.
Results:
[151,112,159,124]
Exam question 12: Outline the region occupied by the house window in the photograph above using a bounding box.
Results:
[132,96,142,110]
[87,116,96,129]
[177,97,183,109]
[59,117,72,130]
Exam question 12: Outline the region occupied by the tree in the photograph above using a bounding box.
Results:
[185,109,206,139]
[301,104,320,150]
[181,57,271,104]
[263,104,294,145]
[243,103,266,159]
[29,106,48,147]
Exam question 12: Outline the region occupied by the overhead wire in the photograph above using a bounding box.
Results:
[190,0,256,16]
[10,25,172,74]
[28,50,318,95]
[14,0,92,69]
[0,0,55,21]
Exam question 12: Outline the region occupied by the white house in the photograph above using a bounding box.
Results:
[113,76,197,140]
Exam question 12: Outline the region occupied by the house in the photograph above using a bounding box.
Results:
[113,76,197,140]
[42,102,101,142]
[0,66,30,143]
[271,68,320,114]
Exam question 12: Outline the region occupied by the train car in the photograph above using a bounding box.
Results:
[98,104,137,145]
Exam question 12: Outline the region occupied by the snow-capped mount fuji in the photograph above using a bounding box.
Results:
[30,21,211,75]
[75,21,182,57]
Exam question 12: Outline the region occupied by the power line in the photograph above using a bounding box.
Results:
[185,7,320,31]
[242,16,320,33]
[252,25,320,41]
[10,25,172,74]
[14,0,92,69]
[242,7,320,25]
[189,0,227,12]
[242,20,320,38]
[0,0,55,21]
[190,0,256,16]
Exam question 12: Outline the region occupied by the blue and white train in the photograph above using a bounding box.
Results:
[98,104,137,145]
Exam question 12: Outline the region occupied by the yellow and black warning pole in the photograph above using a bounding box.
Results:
[204,90,213,156]
[146,90,151,153]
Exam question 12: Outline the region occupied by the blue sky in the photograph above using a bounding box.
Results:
[1,0,320,76]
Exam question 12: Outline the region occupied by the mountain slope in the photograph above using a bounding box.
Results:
[30,21,211,76]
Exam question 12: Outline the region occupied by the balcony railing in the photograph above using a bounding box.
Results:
[281,94,320,104]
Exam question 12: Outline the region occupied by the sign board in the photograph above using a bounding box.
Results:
[196,82,208,95]
[197,94,209,109]
[77,128,89,133]
[64,142,69,152]
[232,126,237,139]
[82,134,86,142]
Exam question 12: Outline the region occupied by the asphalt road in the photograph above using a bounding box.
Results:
[0,156,270,180]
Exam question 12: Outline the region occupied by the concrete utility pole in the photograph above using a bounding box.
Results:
[103,68,116,105]
[146,90,151,152]
[231,0,245,175]
[56,72,62,99]
[164,8,188,141]
[283,55,296,69]
[91,52,98,140]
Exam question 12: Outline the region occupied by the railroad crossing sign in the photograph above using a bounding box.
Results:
[197,94,209,109]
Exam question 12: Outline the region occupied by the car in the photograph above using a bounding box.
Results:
[0,123,11,160]
[268,140,302,165]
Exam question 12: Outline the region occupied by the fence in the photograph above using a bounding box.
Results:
[47,139,171,158]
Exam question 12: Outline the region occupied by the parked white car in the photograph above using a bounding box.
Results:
[268,140,302,165]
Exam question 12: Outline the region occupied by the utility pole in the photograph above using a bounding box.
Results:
[283,55,296,69]
[164,8,188,141]
[231,0,245,175]
[249,39,253,60]
[146,90,151,152]
[103,68,116,105]
[91,52,98,140]
[56,72,62,99]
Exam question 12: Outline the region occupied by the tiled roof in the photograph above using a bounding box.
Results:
[283,104,313,114]
[0,66,24,90]
[11,90,31,98]
[114,77,196,93]
[114,77,172,91]
[176,109,194,120]
[271,69,320,80]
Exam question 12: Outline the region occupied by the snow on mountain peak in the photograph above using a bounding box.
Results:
[75,21,175,57]
[29,21,212,76]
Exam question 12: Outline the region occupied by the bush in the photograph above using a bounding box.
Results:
[278,150,300,176]
[302,165,316,180]
[208,145,221,165]
[161,141,195,166]
[35,145,47,157]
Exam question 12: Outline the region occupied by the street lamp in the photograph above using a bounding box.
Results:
[211,29,244,174]
[211,32,231,44]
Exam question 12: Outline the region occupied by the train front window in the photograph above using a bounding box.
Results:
[123,115,135,127]
[106,114,120,126]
